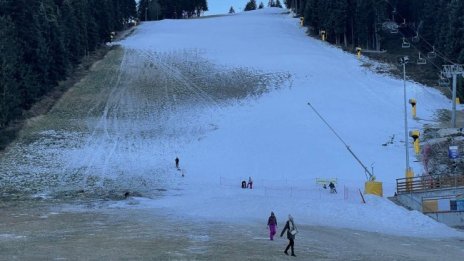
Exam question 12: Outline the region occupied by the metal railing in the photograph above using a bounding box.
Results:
[396,175,464,194]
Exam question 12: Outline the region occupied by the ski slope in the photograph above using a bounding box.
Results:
[120,8,462,238]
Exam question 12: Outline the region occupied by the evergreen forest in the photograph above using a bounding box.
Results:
[0,0,208,130]
[286,0,464,65]
[0,0,138,128]
[138,0,208,21]
[2,0,464,132]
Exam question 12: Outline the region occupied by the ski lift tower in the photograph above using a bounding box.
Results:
[441,65,464,128]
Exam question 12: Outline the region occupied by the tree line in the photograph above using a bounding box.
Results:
[285,0,464,64]
[244,0,283,11]
[0,0,137,128]
[138,0,208,21]
[0,0,212,129]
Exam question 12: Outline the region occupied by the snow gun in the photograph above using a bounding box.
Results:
[307,102,375,181]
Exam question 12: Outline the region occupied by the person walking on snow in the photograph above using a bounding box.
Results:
[267,211,278,240]
[175,157,179,169]
[329,181,337,193]
[247,177,253,189]
[280,215,297,257]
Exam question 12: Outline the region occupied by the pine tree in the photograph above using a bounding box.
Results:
[192,0,208,17]
[434,0,451,62]
[444,0,464,63]
[259,2,264,9]
[276,0,283,8]
[5,0,44,107]
[40,0,68,84]
[61,0,81,64]
[331,0,348,46]
[419,0,440,52]
[0,16,21,127]
[245,0,257,11]
[93,0,114,43]
[304,0,321,34]
[229,6,236,14]
[139,0,162,21]
[0,0,138,128]
[138,0,149,21]
[122,0,137,23]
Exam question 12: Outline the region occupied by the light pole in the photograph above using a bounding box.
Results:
[399,56,413,179]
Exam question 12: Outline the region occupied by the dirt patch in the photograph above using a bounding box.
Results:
[0,46,113,151]
[0,47,291,200]
[0,23,140,152]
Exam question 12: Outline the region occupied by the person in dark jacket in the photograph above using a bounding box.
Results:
[329,181,337,193]
[267,211,278,240]
[175,157,180,169]
[247,176,253,189]
[280,214,297,257]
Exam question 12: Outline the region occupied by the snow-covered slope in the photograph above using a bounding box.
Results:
[120,8,461,237]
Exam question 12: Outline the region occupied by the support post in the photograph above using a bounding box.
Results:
[402,62,410,173]
[441,65,464,128]
[452,74,457,128]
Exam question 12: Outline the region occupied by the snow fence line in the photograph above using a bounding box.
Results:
[219,176,364,203]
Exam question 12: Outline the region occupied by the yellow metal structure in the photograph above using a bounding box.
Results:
[365,181,383,197]
[422,200,438,213]
[320,30,326,41]
[356,47,362,59]
[414,139,420,154]
[406,167,414,191]
[409,130,420,154]
[456,97,460,104]
[408,98,416,118]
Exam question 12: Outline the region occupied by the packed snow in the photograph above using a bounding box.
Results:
[118,8,463,238]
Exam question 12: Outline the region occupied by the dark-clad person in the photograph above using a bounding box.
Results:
[280,214,297,257]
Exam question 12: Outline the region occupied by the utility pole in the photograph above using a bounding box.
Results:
[441,65,464,128]
[399,56,412,178]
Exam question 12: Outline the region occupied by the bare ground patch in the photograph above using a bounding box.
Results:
[0,200,462,260]
[0,47,291,201]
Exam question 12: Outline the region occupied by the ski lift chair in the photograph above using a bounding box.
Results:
[402,38,410,48]
[428,46,437,59]
[399,18,407,28]
[412,32,420,43]
[390,23,399,34]
[417,53,427,65]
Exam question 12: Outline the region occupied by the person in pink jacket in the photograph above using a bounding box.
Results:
[267,211,278,240]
